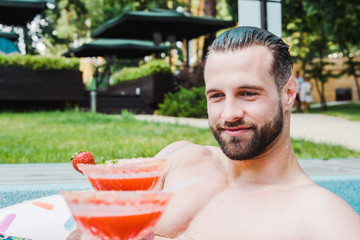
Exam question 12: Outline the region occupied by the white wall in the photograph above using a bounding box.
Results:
[238,0,282,37]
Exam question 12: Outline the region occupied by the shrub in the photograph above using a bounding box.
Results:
[112,59,172,84]
[157,86,207,118]
[0,54,80,71]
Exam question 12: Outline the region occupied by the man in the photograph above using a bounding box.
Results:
[299,76,313,113]
[68,27,360,240]
[294,70,304,113]
[152,26,360,239]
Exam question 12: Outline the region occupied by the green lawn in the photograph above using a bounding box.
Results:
[309,103,360,121]
[0,111,359,164]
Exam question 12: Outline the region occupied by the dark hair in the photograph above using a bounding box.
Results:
[207,26,292,92]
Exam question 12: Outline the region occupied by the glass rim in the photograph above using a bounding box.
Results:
[61,190,173,203]
[77,158,168,175]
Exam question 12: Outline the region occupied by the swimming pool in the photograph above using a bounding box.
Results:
[0,174,359,240]
[0,175,359,215]
[0,182,91,209]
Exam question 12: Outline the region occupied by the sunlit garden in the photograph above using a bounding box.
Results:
[0,0,359,165]
[1,109,359,164]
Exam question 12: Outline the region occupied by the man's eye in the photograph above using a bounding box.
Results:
[242,92,257,96]
[210,93,224,98]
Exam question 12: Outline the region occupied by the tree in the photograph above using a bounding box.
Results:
[326,0,360,101]
[40,0,188,56]
[283,0,337,110]
[40,0,89,55]
[282,0,309,72]
[303,0,337,110]
[201,0,217,61]
[224,0,237,22]
[283,0,360,107]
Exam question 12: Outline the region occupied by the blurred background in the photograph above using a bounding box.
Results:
[0,0,359,115]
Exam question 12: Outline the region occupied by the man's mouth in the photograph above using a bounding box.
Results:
[221,126,252,137]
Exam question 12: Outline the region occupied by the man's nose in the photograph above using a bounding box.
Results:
[221,98,244,122]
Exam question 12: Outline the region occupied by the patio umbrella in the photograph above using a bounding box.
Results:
[91,8,236,42]
[63,39,172,91]
[0,0,47,26]
[0,37,20,54]
[63,38,171,58]
[0,30,19,41]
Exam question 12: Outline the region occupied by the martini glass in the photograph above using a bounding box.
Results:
[61,190,172,240]
[78,158,168,191]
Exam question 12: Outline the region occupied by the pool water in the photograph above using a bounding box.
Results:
[0,175,359,215]
[0,182,91,208]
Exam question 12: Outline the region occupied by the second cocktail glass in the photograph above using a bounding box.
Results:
[78,158,168,191]
[61,190,173,240]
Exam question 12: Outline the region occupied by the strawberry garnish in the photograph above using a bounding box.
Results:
[71,151,95,174]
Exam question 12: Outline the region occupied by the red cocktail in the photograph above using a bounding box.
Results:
[61,190,172,240]
[78,158,167,191]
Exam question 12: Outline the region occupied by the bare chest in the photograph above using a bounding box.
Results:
[182,189,305,240]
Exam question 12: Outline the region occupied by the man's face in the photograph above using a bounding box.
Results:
[204,46,284,160]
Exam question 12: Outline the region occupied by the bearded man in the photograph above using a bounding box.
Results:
[152,26,360,240]
[68,26,360,240]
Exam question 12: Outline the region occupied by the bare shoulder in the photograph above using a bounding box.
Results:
[293,184,360,239]
[155,140,220,165]
[153,141,223,189]
[293,183,358,213]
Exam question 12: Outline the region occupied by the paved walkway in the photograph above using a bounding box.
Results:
[135,113,360,151]
[290,114,360,151]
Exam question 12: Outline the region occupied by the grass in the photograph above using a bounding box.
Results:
[0,110,359,164]
[292,140,360,159]
[309,102,360,121]
[0,111,217,164]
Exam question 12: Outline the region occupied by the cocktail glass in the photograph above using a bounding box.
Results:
[78,158,168,191]
[61,190,173,240]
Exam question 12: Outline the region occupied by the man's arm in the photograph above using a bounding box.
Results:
[154,141,190,159]
[152,141,190,191]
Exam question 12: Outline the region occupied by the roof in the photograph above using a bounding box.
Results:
[63,39,172,58]
[0,0,47,26]
[91,8,236,41]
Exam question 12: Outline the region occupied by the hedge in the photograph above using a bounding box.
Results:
[0,54,80,71]
[112,59,172,84]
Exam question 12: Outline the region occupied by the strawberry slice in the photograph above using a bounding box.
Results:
[71,151,95,174]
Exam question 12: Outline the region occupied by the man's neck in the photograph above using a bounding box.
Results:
[226,134,305,189]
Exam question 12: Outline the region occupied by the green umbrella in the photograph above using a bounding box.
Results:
[0,0,47,26]
[63,39,172,58]
[91,8,236,42]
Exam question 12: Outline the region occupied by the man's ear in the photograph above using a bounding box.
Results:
[282,76,297,111]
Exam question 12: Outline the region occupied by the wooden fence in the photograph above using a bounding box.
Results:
[0,69,175,113]
[80,92,153,114]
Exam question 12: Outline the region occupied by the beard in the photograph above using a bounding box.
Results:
[210,103,284,161]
